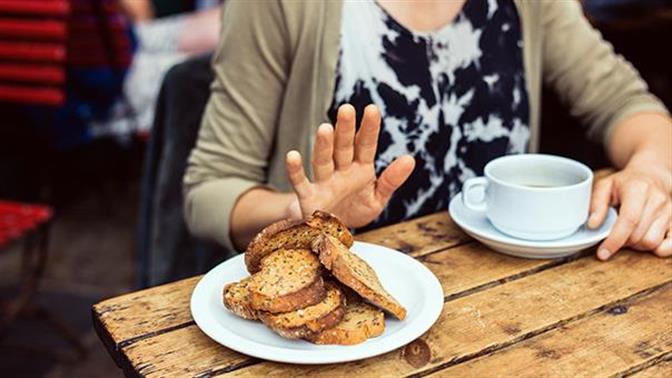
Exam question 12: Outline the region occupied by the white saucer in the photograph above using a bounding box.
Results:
[449,192,617,259]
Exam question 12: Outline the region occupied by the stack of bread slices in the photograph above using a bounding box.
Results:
[223,210,407,345]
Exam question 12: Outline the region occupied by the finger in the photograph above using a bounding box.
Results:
[633,209,670,251]
[285,150,311,199]
[654,224,672,257]
[311,123,335,182]
[355,104,381,165]
[375,155,415,204]
[597,182,648,260]
[333,104,356,170]
[629,192,667,245]
[588,178,613,229]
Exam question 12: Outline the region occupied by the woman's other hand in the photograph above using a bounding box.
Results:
[589,163,672,260]
[285,104,415,228]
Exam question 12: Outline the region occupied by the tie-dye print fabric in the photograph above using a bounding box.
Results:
[328,0,530,229]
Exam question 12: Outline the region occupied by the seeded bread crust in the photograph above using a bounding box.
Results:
[247,249,326,314]
[306,302,385,345]
[244,211,353,273]
[222,278,257,320]
[312,234,407,320]
[244,218,303,273]
[258,283,346,339]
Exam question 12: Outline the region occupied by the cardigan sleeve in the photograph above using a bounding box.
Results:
[541,0,669,145]
[183,0,290,251]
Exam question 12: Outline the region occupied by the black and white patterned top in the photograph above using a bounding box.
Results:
[328,0,530,230]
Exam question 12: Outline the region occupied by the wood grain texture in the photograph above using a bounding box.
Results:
[355,211,470,257]
[435,285,672,378]
[417,242,563,298]
[627,355,672,378]
[93,276,200,345]
[220,253,672,377]
[122,326,254,378]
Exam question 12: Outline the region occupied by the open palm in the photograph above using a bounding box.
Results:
[285,104,415,228]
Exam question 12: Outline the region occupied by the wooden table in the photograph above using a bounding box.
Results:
[93,212,672,377]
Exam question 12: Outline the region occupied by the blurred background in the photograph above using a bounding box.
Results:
[0,0,669,376]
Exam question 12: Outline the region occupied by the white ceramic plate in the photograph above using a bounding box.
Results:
[191,241,444,364]
[449,193,617,259]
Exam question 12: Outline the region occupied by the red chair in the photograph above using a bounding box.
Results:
[0,1,66,329]
[0,202,53,321]
[0,0,68,105]
[0,0,132,106]
[0,201,86,358]
[0,0,133,358]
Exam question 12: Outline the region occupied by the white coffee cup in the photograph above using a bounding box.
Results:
[462,154,593,241]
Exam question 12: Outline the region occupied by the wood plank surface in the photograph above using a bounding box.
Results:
[122,326,254,378]
[627,355,672,378]
[356,211,470,257]
[182,252,670,377]
[434,285,672,378]
[417,242,564,298]
[93,276,200,345]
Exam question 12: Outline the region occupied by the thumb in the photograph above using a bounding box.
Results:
[286,196,303,220]
[375,155,415,204]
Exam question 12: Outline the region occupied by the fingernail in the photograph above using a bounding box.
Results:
[588,213,598,227]
[597,248,611,260]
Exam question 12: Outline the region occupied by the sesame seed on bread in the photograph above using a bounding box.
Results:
[311,234,407,320]
[306,301,385,345]
[247,248,326,314]
[222,277,258,320]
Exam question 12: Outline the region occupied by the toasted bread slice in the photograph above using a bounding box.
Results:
[306,301,385,345]
[312,234,407,320]
[259,283,346,339]
[245,210,353,273]
[247,248,325,313]
[222,277,257,320]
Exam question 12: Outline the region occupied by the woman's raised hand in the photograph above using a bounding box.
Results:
[285,104,415,228]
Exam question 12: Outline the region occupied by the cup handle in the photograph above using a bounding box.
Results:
[462,177,488,212]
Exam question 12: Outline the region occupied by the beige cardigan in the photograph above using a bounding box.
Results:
[184,0,669,251]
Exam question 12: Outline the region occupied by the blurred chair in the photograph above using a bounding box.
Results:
[137,53,229,288]
[0,0,132,106]
[0,0,134,150]
[0,0,68,105]
[0,201,86,358]
[0,0,132,360]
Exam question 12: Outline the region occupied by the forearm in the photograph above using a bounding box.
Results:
[607,112,672,190]
[230,188,297,251]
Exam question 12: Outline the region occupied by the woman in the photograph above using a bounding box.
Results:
[184,0,671,261]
